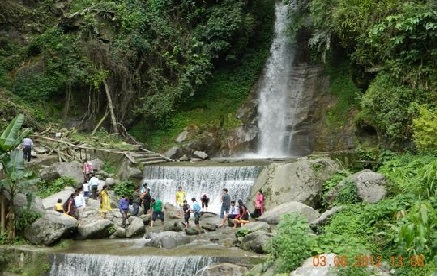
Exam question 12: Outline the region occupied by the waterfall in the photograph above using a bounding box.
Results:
[49,254,213,276]
[257,1,296,157]
[143,165,262,213]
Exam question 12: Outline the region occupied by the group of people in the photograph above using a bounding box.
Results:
[53,166,112,221]
[218,188,264,228]
[54,185,112,220]
[174,186,264,229]
[54,169,265,231]
[119,182,154,228]
[174,186,210,229]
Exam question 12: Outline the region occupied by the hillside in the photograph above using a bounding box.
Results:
[0,0,274,152]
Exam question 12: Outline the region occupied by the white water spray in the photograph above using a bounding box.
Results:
[50,254,213,276]
[257,2,296,157]
[143,165,261,213]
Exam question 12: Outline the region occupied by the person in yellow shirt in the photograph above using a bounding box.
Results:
[175,186,186,217]
[99,185,112,218]
[54,198,64,213]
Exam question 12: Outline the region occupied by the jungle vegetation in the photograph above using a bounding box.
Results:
[0,0,437,274]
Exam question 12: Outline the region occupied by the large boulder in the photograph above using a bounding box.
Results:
[40,162,83,183]
[163,222,183,232]
[24,211,78,245]
[325,170,387,206]
[90,158,104,171]
[149,231,190,249]
[195,263,248,276]
[241,221,271,233]
[117,159,143,180]
[42,187,76,210]
[240,231,272,254]
[257,201,319,225]
[126,216,146,238]
[164,146,183,160]
[250,158,340,210]
[77,219,114,239]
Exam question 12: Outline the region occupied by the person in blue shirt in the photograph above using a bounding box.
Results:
[191,198,202,230]
[119,195,130,228]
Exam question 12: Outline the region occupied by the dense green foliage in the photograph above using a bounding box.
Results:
[36,176,77,198]
[412,106,437,153]
[295,0,437,150]
[271,214,315,272]
[270,153,437,275]
[112,180,135,198]
[0,114,40,240]
[0,0,274,142]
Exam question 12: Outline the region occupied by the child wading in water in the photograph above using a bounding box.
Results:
[182,199,190,228]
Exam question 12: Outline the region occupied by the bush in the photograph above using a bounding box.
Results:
[36,176,77,198]
[112,180,135,198]
[412,105,437,154]
[321,170,350,208]
[271,213,315,273]
[335,180,360,205]
[15,208,42,235]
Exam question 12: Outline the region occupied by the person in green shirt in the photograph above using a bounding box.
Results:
[150,198,164,227]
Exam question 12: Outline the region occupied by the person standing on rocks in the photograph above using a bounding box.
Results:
[253,189,264,219]
[182,199,190,228]
[220,188,231,219]
[22,136,33,162]
[89,173,100,199]
[82,180,90,198]
[132,186,141,216]
[74,189,86,220]
[201,194,209,212]
[191,198,202,230]
[82,159,93,182]
[99,185,112,219]
[175,186,186,217]
[150,198,164,228]
[119,194,130,228]
[141,187,151,214]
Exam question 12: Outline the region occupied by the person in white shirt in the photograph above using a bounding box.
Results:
[218,200,239,227]
[89,174,100,199]
[82,181,90,198]
[22,137,33,162]
[74,189,86,219]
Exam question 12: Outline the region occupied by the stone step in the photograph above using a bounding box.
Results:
[135,156,167,163]
[141,159,169,165]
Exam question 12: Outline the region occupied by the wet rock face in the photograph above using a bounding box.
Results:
[250,158,340,210]
[218,64,338,157]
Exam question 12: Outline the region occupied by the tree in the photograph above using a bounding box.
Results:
[0,114,38,240]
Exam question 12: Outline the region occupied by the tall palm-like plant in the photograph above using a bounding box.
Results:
[0,114,37,239]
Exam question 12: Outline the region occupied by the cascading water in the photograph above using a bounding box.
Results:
[49,254,213,276]
[144,165,262,213]
[257,1,297,157]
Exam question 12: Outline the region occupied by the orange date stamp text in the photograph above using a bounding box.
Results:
[312,254,425,268]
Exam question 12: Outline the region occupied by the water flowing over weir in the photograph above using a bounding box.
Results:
[257,1,298,157]
[49,254,213,276]
[144,165,262,213]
